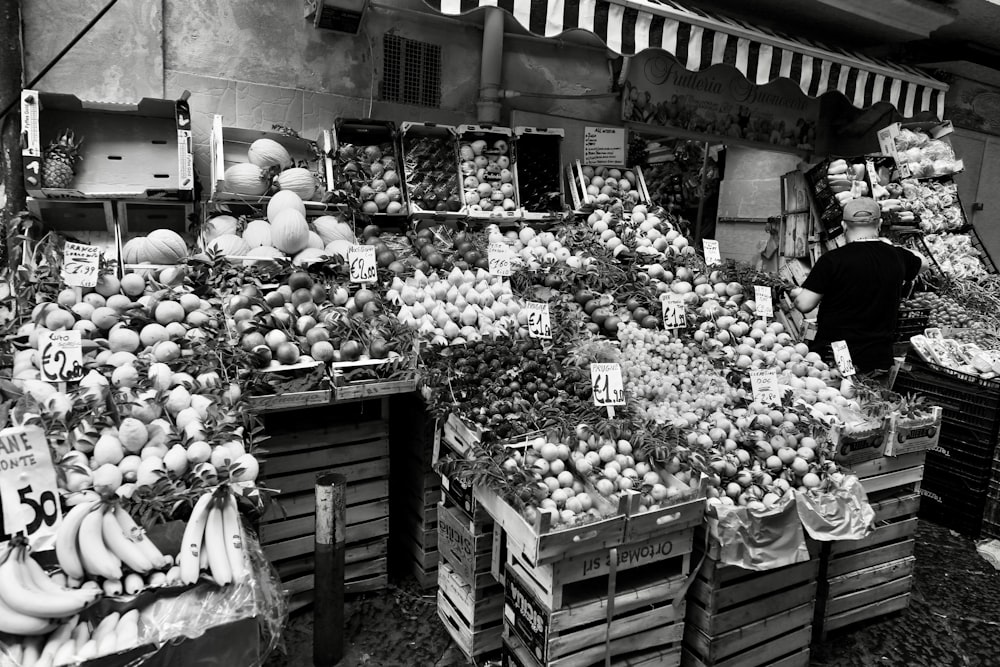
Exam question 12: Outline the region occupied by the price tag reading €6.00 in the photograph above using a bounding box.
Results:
[754,285,774,318]
[703,239,722,266]
[61,242,100,288]
[661,293,687,330]
[749,368,781,405]
[348,245,377,283]
[488,242,513,277]
[39,330,84,383]
[0,425,62,549]
[591,363,626,407]
[524,302,552,339]
[831,340,856,377]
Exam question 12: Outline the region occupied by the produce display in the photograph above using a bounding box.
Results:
[400,124,463,216]
[922,233,992,279]
[457,127,518,215]
[890,127,963,178]
[897,179,965,232]
[576,165,642,209]
[512,129,564,217]
[221,129,326,201]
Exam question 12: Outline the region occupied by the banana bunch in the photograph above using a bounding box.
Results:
[178,488,247,586]
[0,541,101,637]
[56,501,171,588]
[3,609,142,666]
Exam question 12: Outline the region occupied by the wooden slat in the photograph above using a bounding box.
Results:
[264,420,389,455]
[549,617,683,667]
[263,517,389,562]
[682,603,812,662]
[261,478,389,522]
[829,518,918,557]
[683,618,812,667]
[827,541,914,578]
[550,603,684,660]
[263,437,389,476]
[267,458,389,494]
[552,572,687,634]
[827,557,914,598]
[870,493,921,523]
[687,582,816,636]
[823,593,910,633]
[691,559,818,612]
[273,538,388,581]
[825,575,912,617]
[260,499,389,544]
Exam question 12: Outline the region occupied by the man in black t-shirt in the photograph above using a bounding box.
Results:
[793,197,926,373]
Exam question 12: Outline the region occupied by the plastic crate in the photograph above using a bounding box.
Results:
[919,465,988,538]
[512,127,565,221]
[893,356,1000,439]
[967,224,998,274]
[332,118,409,220]
[456,125,520,221]
[925,446,993,487]
[398,122,464,220]
[804,155,894,232]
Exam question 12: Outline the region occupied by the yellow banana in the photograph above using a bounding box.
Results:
[20,550,97,606]
[71,621,90,648]
[221,493,247,582]
[5,642,23,666]
[0,590,55,634]
[101,510,155,574]
[91,611,120,647]
[179,492,213,584]
[113,505,169,569]
[102,579,122,596]
[115,609,140,652]
[76,639,98,661]
[20,637,42,667]
[124,572,144,594]
[0,548,98,618]
[39,615,77,661]
[55,500,98,580]
[78,507,123,580]
[204,504,232,586]
[51,638,77,666]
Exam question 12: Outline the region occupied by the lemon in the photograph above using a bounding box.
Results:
[118,418,148,454]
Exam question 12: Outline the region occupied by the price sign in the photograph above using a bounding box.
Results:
[831,340,856,377]
[754,285,774,318]
[590,363,626,407]
[749,368,781,405]
[0,426,62,549]
[524,302,552,339]
[661,293,686,329]
[62,242,100,287]
[348,245,377,283]
[488,242,513,277]
[703,239,721,266]
[865,159,880,185]
[39,330,84,383]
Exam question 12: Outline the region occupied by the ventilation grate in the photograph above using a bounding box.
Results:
[382,34,441,108]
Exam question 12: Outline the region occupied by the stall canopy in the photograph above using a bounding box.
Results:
[424,0,948,118]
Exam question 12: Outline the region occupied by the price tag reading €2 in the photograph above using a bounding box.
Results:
[524,302,552,339]
[590,363,626,407]
[39,330,84,383]
[661,293,686,330]
[703,239,722,266]
[831,340,856,377]
[348,245,377,283]
[61,242,100,288]
[0,425,62,549]
[749,368,781,405]
[754,285,774,318]
[488,242,513,277]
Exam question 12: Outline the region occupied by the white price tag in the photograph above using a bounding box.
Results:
[590,363,626,407]
[703,239,721,266]
[661,293,686,329]
[488,242,513,277]
[0,426,62,550]
[754,285,773,318]
[749,368,781,405]
[865,159,880,185]
[39,330,84,383]
[62,242,100,287]
[348,245,377,283]
[831,340,856,377]
[524,302,552,339]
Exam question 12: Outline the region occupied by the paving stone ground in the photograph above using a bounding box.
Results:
[263,520,1000,667]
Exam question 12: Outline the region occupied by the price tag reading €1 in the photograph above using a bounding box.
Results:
[749,368,781,405]
[61,242,100,288]
[488,242,513,277]
[348,245,377,283]
[0,425,62,549]
[39,330,84,383]
[524,302,552,339]
[831,340,856,377]
[590,363,626,407]
[661,293,686,329]
[754,285,774,318]
[703,239,721,266]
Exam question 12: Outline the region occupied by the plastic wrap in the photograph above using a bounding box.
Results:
[710,490,810,571]
[794,474,876,542]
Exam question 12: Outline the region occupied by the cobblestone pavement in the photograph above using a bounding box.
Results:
[264,521,1000,667]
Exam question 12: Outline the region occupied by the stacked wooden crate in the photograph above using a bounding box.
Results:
[258,399,390,611]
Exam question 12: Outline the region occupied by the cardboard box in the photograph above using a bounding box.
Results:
[830,419,888,465]
[884,406,942,457]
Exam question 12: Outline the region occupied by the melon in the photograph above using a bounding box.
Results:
[222,163,269,196]
[312,215,355,245]
[207,234,250,257]
[271,209,310,255]
[143,229,187,264]
[276,167,317,201]
[293,248,329,266]
[307,231,324,250]
[242,219,273,248]
[267,190,306,223]
[121,238,147,265]
[247,138,292,170]
[243,246,286,268]
[324,239,352,260]
[203,216,239,244]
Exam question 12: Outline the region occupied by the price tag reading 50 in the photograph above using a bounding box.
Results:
[348,245,378,283]
[524,302,552,339]
[0,426,62,550]
[590,363,626,407]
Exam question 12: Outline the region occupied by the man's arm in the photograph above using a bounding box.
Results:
[793,287,822,313]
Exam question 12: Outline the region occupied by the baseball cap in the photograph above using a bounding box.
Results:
[842,197,881,224]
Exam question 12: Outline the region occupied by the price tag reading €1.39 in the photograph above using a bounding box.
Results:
[488,242,513,277]
[39,330,84,383]
[590,363,626,407]
[61,242,100,288]
[524,302,552,339]
[348,245,377,283]
[831,340,856,377]
[749,368,781,405]
[703,239,721,266]
[754,285,774,318]
[0,425,62,549]
[661,293,686,330]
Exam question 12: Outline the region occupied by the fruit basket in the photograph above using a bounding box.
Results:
[512,127,565,221]
[456,125,520,221]
[399,122,465,220]
[566,160,650,215]
[332,118,409,220]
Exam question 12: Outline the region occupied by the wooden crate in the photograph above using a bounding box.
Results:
[438,499,497,590]
[503,630,681,667]
[438,559,504,660]
[682,550,819,667]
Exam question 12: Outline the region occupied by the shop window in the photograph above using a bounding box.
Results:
[382,34,441,108]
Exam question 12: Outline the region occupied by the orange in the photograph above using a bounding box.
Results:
[155,300,186,325]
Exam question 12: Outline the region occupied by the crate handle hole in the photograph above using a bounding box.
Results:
[107,155,123,160]
[153,174,170,179]
[656,512,682,526]
[151,140,167,145]
[572,530,599,543]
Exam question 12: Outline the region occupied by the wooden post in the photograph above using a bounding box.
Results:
[0,0,26,269]
[314,472,346,667]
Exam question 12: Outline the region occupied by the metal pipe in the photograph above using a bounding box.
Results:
[477,6,505,124]
[313,472,347,667]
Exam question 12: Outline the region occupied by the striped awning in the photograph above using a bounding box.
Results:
[424,0,948,118]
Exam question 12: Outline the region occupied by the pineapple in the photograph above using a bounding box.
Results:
[42,129,83,189]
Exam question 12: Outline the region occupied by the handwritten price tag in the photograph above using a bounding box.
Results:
[0,426,62,550]
[831,340,856,377]
[703,239,721,266]
[754,285,773,318]
[590,363,626,407]
[749,368,781,405]
[62,242,100,287]
[524,302,552,339]
[488,242,513,277]
[661,293,686,329]
[348,245,377,283]
[39,330,84,383]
